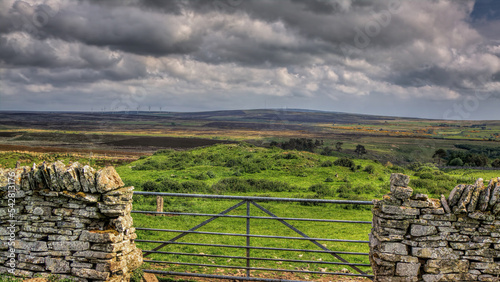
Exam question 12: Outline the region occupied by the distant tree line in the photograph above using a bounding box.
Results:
[270,138,324,152]
[433,147,500,167]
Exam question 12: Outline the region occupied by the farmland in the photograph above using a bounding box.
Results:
[1,109,500,281]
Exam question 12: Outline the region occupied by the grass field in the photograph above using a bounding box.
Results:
[1,110,500,281]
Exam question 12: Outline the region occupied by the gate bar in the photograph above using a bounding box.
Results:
[132,211,372,224]
[136,240,369,255]
[133,191,373,204]
[144,270,373,280]
[142,251,371,266]
[135,227,369,243]
[144,260,373,276]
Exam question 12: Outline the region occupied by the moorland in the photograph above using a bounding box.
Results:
[1,109,500,281]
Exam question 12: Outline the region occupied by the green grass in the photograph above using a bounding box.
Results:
[117,143,500,280]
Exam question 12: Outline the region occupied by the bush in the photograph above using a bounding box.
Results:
[206,170,216,178]
[181,181,209,193]
[309,183,335,197]
[324,177,334,182]
[142,180,160,192]
[334,157,355,168]
[364,165,375,174]
[212,178,296,193]
[448,157,464,166]
[492,159,500,168]
[194,172,209,180]
[320,160,333,167]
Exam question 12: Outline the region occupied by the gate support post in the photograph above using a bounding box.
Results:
[156,196,164,215]
[246,200,251,278]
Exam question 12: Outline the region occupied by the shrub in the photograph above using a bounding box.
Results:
[194,172,209,180]
[334,157,355,168]
[492,159,500,168]
[320,160,333,167]
[142,180,160,192]
[364,165,375,174]
[181,181,209,193]
[212,178,296,193]
[448,157,464,166]
[206,170,216,178]
[309,183,335,197]
[324,177,334,182]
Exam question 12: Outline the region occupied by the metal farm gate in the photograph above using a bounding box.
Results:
[132,192,374,281]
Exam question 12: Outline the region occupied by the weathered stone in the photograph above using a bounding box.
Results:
[79,230,123,243]
[70,262,93,268]
[72,268,109,280]
[448,184,466,207]
[396,262,420,277]
[392,186,413,200]
[95,166,124,193]
[456,185,474,213]
[450,242,490,250]
[488,182,500,210]
[50,241,90,251]
[465,248,500,257]
[413,193,429,201]
[58,162,82,192]
[381,205,419,216]
[390,173,410,188]
[45,257,71,273]
[468,179,484,212]
[440,195,451,214]
[424,259,469,274]
[73,250,117,259]
[412,247,459,259]
[379,242,408,255]
[60,190,99,203]
[410,225,437,237]
[422,273,477,282]
[479,179,495,211]
[77,165,96,193]
[18,254,45,264]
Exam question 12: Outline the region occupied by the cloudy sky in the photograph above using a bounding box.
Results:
[1,0,500,120]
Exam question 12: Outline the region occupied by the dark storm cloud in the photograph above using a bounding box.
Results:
[1,0,500,119]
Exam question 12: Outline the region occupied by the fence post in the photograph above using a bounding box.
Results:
[156,196,164,216]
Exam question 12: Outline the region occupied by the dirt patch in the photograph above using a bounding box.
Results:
[103,136,234,148]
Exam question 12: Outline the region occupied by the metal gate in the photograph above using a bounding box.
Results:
[132,192,374,281]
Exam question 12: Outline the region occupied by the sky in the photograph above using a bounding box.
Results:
[0,0,500,120]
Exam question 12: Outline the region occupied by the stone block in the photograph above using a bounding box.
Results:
[381,205,419,216]
[72,268,110,280]
[50,241,90,251]
[396,262,420,277]
[379,242,408,255]
[392,186,413,200]
[79,230,123,243]
[390,173,410,188]
[424,259,469,274]
[412,247,459,259]
[410,225,437,236]
[96,166,124,193]
[45,257,71,273]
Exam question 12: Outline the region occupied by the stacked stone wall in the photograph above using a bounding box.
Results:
[370,173,500,282]
[0,162,142,281]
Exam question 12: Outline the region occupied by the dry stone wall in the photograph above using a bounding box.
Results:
[0,162,142,281]
[370,173,500,282]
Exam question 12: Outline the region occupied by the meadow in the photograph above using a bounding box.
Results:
[115,143,500,280]
[1,110,500,280]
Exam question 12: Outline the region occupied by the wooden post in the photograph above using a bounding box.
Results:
[156,196,164,216]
